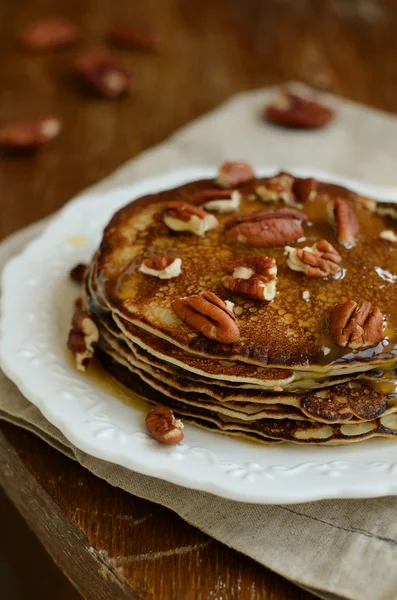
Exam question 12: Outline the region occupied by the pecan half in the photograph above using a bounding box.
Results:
[256,174,299,207]
[329,300,384,349]
[222,256,277,301]
[20,17,78,51]
[108,24,161,52]
[69,263,87,284]
[285,239,342,278]
[265,86,334,129]
[75,51,131,98]
[139,256,182,279]
[216,161,255,188]
[172,291,240,344]
[163,201,218,236]
[0,116,62,151]
[331,198,360,247]
[293,177,318,202]
[225,208,307,248]
[146,405,184,444]
[67,309,99,371]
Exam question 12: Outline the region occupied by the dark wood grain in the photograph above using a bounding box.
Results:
[0,422,313,600]
[1,0,397,598]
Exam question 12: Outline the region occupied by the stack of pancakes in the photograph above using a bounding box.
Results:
[79,167,397,445]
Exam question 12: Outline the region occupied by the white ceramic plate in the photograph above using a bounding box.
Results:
[2,167,397,505]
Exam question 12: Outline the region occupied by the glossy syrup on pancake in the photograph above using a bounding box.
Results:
[87,270,379,390]
[94,177,397,370]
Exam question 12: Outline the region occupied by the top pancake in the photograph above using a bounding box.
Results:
[94,174,397,371]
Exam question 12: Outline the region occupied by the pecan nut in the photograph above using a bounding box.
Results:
[70,263,87,284]
[225,208,307,248]
[139,256,182,279]
[293,177,318,202]
[20,17,78,51]
[191,189,241,213]
[285,239,342,278]
[222,256,277,301]
[67,309,99,371]
[163,201,218,235]
[265,86,334,129]
[108,24,161,52]
[377,202,397,220]
[0,116,62,151]
[146,405,184,444]
[75,51,131,97]
[332,198,360,247]
[216,161,255,188]
[172,291,240,344]
[329,300,384,349]
[256,174,299,207]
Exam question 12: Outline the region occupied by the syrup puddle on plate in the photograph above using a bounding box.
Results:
[64,236,89,246]
[67,350,148,411]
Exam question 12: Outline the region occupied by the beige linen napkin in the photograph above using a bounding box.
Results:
[2,87,397,600]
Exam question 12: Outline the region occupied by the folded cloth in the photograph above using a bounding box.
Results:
[2,87,397,600]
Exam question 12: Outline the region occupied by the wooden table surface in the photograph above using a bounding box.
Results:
[1,0,397,598]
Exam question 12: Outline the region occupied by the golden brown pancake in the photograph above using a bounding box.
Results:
[96,349,397,445]
[76,168,397,445]
[93,177,397,371]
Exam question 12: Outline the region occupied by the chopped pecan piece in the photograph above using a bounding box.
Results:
[332,198,360,247]
[108,24,161,52]
[377,202,397,220]
[216,161,255,188]
[256,174,299,207]
[163,201,218,236]
[75,51,131,97]
[146,405,184,444]
[20,17,78,51]
[225,208,307,248]
[222,256,277,301]
[285,239,342,278]
[380,230,397,242]
[69,263,87,284]
[0,116,62,151]
[139,256,182,279]
[67,309,99,371]
[329,300,384,349]
[191,189,241,213]
[265,86,334,129]
[172,291,240,344]
[355,195,377,213]
[293,177,318,202]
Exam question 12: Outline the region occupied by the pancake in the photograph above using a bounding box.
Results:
[87,266,386,390]
[97,333,397,424]
[97,349,397,445]
[96,313,397,422]
[69,165,397,446]
[93,176,397,372]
